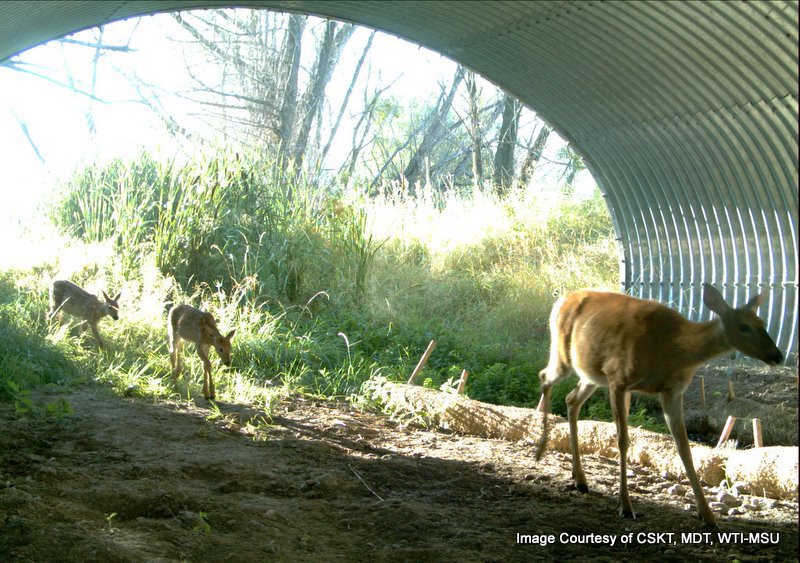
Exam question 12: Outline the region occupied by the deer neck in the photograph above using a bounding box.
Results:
[675,318,733,369]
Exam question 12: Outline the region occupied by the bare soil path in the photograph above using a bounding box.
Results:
[1,377,797,562]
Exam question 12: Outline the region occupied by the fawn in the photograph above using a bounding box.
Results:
[167,304,235,400]
[49,280,121,349]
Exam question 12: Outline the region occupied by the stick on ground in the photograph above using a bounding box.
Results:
[407,340,436,384]
[716,415,737,448]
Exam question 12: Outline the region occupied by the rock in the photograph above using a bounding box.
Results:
[178,511,201,527]
[667,484,686,496]
[717,490,742,507]
[709,501,728,512]
[730,481,749,496]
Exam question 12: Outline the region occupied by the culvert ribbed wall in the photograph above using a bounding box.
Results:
[1,0,797,359]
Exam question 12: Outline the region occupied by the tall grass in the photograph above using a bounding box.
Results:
[51,150,386,307]
[356,182,617,407]
[0,270,90,410]
[5,150,623,418]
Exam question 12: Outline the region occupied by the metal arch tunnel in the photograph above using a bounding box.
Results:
[1,1,797,360]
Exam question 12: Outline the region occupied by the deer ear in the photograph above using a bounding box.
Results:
[744,291,767,312]
[702,284,731,315]
[113,292,121,301]
[226,329,236,340]
[102,291,111,301]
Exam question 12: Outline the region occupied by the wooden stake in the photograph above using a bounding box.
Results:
[407,340,436,384]
[752,418,763,448]
[727,380,735,401]
[699,376,705,408]
[715,415,737,448]
[456,369,469,394]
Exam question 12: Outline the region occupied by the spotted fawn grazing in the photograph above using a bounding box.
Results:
[49,280,121,349]
[167,304,235,400]
[535,284,782,527]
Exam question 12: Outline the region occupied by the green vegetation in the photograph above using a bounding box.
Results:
[0,149,670,432]
[0,271,90,409]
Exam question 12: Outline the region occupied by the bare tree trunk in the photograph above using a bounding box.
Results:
[84,25,106,136]
[464,71,484,188]
[317,30,375,172]
[559,143,585,195]
[341,81,394,188]
[292,21,354,172]
[518,123,552,189]
[493,93,520,197]
[402,65,466,192]
[278,14,305,167]
[11,110,45,164]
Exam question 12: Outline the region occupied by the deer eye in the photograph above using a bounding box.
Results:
[739,324,752,333]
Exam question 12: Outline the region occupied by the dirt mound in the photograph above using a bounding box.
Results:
[684,359,798,447]
[381,382,798,501]
[1,382,797,562]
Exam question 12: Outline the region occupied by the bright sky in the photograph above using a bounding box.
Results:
[0,9,595,238]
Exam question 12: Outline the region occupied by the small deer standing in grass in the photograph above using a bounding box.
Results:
[167,304,235,400]
[49,280,121,349]
[535,283,782,527]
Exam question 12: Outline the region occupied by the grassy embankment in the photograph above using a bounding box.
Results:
[0,150,665,429]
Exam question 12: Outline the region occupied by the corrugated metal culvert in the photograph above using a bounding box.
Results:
[1,0,797,360]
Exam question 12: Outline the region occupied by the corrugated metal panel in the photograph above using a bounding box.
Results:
[0,0,797,360]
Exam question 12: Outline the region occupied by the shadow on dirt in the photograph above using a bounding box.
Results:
[1,383,797,562]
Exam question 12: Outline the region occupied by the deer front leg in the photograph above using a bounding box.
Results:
[660,389,717,527]
[204,362,215,400]
[88,322,105,349]
[610,384,634,518]
[566,379,597,493]
[197,346,214,400]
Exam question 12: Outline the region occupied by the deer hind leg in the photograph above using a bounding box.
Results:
[660,389,716,527]
[170,338,183,384]
[609,384,634,518]
[566,379,597,492]
[534,354,572,460]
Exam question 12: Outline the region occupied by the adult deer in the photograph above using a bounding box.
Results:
[49,280,121,349]
[535,284,782,526]
[167,304,235,400]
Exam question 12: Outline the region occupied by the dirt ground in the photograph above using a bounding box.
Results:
[682,358,799,447]
[1,360,798,562]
